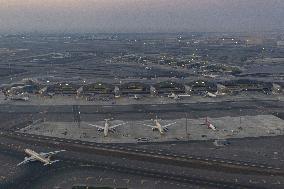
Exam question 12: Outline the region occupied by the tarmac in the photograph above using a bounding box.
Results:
[20,115,284,143]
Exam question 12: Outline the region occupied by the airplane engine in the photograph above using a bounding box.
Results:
[163,127,169,132]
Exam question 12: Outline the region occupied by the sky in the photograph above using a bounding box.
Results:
[0,0,284,33]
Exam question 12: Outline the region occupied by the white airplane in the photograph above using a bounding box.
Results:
[206,92,217,98]
[17,149,65,166]
[168,93,191,100]
[10,96,29,101]
[201,117,217,131]
[168,93,180,100]
[143,117,176,134]
[130,94,142,100]
[88,119,126,137]
[202,74,219,78]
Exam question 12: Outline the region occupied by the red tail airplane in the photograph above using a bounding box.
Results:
[203,117,217,131]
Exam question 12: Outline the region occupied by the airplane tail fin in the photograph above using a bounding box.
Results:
[200,117,208,125]
[205,117,210,124]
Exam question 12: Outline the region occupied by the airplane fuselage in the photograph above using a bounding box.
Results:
[204,117,216,131]
[206,122,216,131]
[91,119,123,137]
[207,92,217,98]
[104,120,110,137]
[25,149,50,165]
[154,120,164,134]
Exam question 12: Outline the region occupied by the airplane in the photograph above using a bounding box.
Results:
[168,93,191,100]
[129,94,142,100]
[17,148,66,166]
[145,66,152,70]
[143,117,176,134]
[201,117,217,131]
[202,74,219,78]
[87,119,126,137]
[168,93,180,100]
[206,92,217,98]
[10,96,29,101]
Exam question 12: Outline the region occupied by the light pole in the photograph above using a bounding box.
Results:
[185,112,188,141]
[239,108,242,125]
[78,111,81,128]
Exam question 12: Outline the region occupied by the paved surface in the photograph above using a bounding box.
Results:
[0,130,284,189]
[0,100,283,189]
[20,115,284,143]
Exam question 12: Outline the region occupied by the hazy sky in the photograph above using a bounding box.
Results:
[0,0,284,33]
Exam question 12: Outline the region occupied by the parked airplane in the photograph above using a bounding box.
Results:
[17,149,65,166]
[202,74,219,78]
[168,93,180,100]
[168,93,191,100]
[88,119,126,137]
[10,96,29,101]
[143,117,176,134]
[129,94,142,100]
[206,92,217,98]
[201,117,217,131]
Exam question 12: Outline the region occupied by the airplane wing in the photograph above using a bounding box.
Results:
[163,122,177,128]
[39,150,66,157]
[143,124,155,128]
[87,123,105,130]
[109,122,126,129]
[17,157,35,166]
[44,160,60,166]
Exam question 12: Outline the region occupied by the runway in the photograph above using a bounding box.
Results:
[1,130,283,176]
[0,132,282,189]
